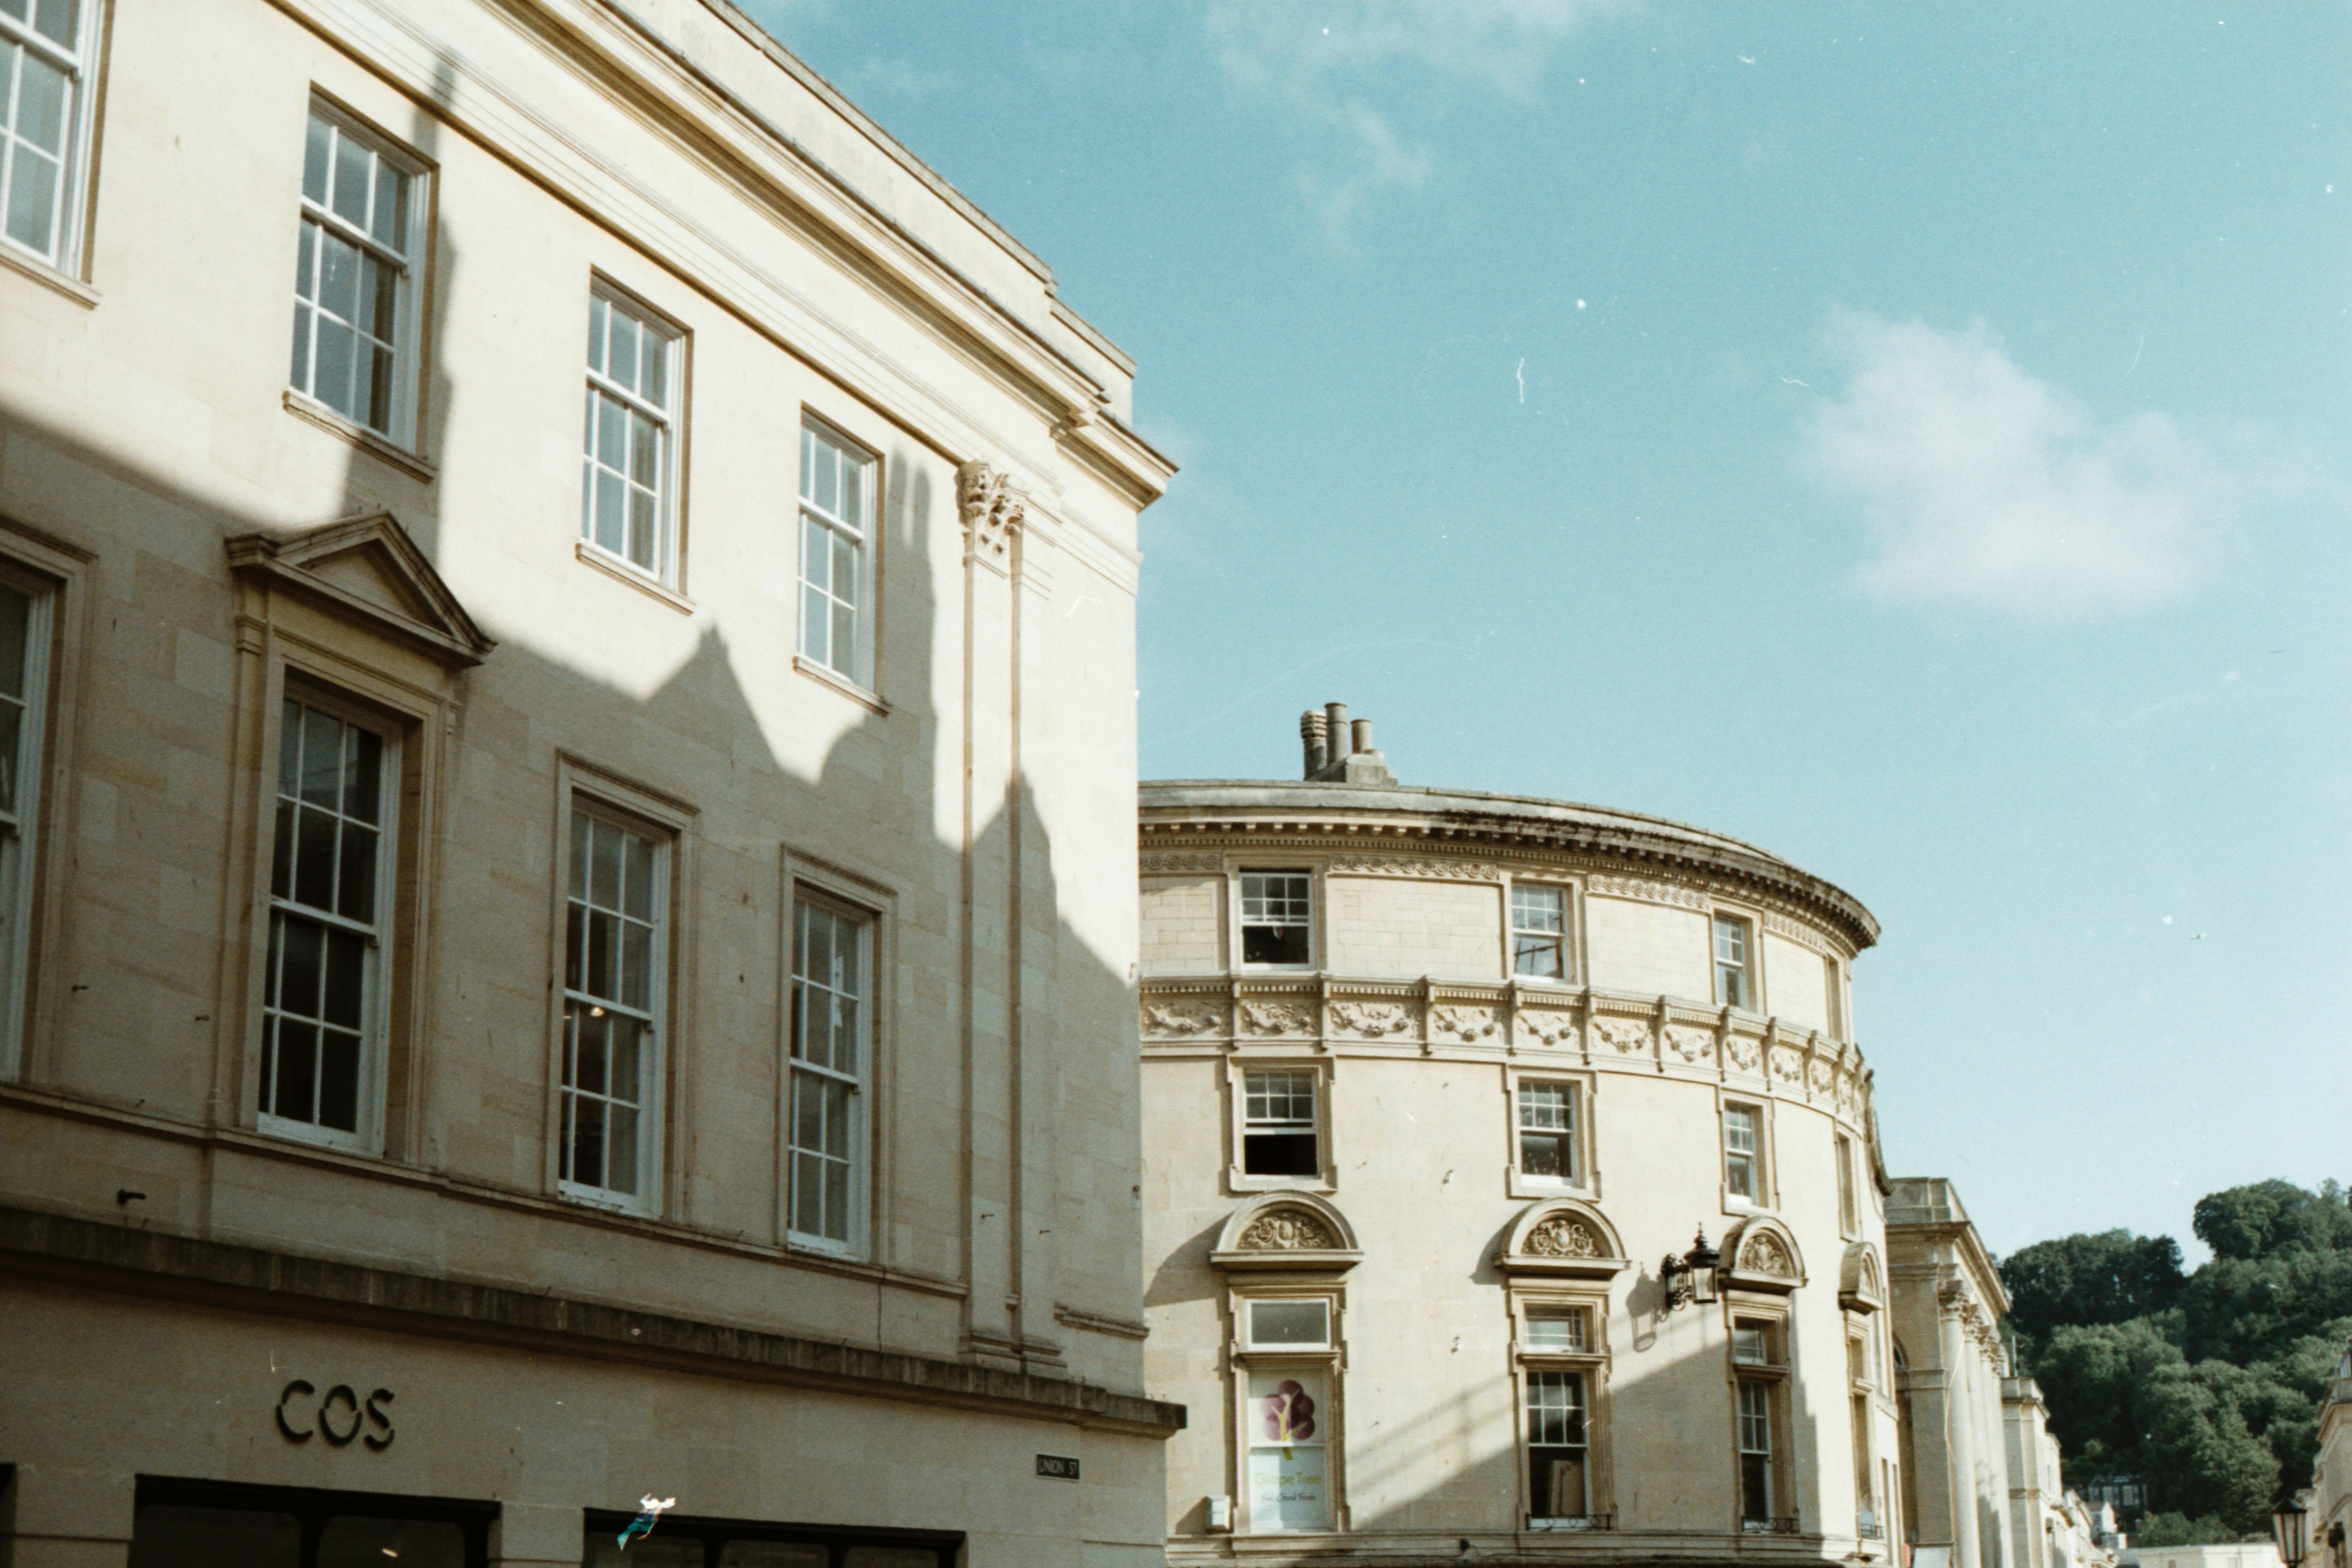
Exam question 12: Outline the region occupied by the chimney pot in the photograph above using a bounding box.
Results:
[1351,719,1373,756]
[1299,712,1328,779]
[1325,702,1351,763]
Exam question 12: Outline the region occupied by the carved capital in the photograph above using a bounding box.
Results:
[957,460,1026,563]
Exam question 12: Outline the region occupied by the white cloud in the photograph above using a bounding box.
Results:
[1799,312,2256,618]
[1208,1,1631,244]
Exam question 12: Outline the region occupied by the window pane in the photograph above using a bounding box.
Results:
[1521,1132,1570,1178]
[608,310,637,390]
[719,1544,828,1568]
[1242,923,1309,965]
[1526,1310,1586,1352]
[331,128,370,228]
[317,1026,360,1131]
[370,163,406,251]
[1248,1299,1329,1347]
[303,114,332,205]
[1513,933,1563,977]
[129,1504,301,1568]
[587,294,608,373]
[316,1517,463,1568]
[5,147,58,257]
[273,1019,317,1120]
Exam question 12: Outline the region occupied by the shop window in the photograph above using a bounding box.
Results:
[129,1479,491,1568]
[579,1509,958,1568]
[1247,1366,1333,1532]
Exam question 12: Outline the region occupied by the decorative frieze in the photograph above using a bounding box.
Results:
[1328,1001,1416,1040]
[1592,1016,1651,1055]
[1326,855,1502,882]
[1739,1232,1797,1278]
[1430,1005,1501,1043]
[1139,852,1222,875]
[1665,1025,1715,1065]
[1516,1008,1577,1049]
[1724,1035,1762,1072]
[1238,1001,1316,1037]
[1586,874,1708,912]
[1143,1001,1225,1038]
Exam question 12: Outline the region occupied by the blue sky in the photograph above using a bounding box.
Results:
[748,1,2351,1259]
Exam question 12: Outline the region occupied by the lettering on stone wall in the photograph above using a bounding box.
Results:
[275,1379,395,1450]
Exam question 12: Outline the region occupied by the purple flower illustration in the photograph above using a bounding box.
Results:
[1261,1379,1316,1454]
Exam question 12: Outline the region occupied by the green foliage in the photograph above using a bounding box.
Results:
[2009,1180,2351,1535]
[2002,1229,2186,1346]
[2134,1513,2248,1548]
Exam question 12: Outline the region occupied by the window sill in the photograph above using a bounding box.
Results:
[575,541,695,614]
[283,390,435,481]
[556,1178,658,1220]
[1229,1171,1336,1196]
[0,243,99,308]
[792,653,889,714]
[254,1112,377,1159]
[1509,1172,1595,1202]
[786,1233,866,1263]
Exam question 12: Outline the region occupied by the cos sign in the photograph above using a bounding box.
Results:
[275,1381,396,1450]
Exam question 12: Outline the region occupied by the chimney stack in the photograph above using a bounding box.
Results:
[1296,701,1397,787]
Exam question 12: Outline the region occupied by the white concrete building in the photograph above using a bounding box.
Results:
[0,1,1179,1564]
[1137,707,1901,1564]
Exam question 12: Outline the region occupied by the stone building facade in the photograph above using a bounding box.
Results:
[0,1,1178,1565]
[2306,1339,2352,1568]
[1889,1177,2021,1568]
[1137,710,1903,1563]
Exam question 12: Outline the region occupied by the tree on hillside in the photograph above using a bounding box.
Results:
[2004,1178,2351,1536]
[2001,1229,2186,1346]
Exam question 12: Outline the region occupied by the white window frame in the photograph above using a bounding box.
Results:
[796,417,877,691]
[1836,1132,1860,1237]
[288,100,428,448]
[556,797,669,1214]
[1505,1066,1593,1198]
[1508,880,1572,982]
[1231,1281,1345,1536]
[1232,1060,1327,1189]
[1235,869,1315,970]
[1513,1288,1610,1528]
[1712,911,1757,1011]
[580,281,686,587]
[0,572,52,1078]
[1721,1097,1769,1211]
[257,688,399,1156]
[785,886,873,1258]
[1243,1297,1333,1351]
[1825,953,1848,1040]
[1729,1302,1795,1533]
[0,0,103,275]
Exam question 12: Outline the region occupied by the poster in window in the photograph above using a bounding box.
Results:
[1247,1370,1330,1530]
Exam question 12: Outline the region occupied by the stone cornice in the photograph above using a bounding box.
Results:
[0,1205,1186,1437]
[1139,784,1877,953]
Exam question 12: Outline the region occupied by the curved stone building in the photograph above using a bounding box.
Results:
[1140,706,1902,1564]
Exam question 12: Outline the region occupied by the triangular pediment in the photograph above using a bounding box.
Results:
[227,512,493,668]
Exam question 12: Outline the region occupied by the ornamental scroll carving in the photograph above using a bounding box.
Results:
[1593,1017,1650,1055]
[1326,856,1502,882]
[1724,1035,1762,1072]
[1517,1010,1577,1048]
[1739,1232,1796,1278]
[956,461,1026,562]
[1524,1216,1604,1259]
[1432,1005,1500,1041]
[1769,1047,1804,1083]
[1239,1001,1316,1036]
[1585,874,1708,912]
[1139,852,1222,874]
[1329,1002,1415,1039]
[1143,1002,1223,1038]
[1240,1209,1337,1251]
